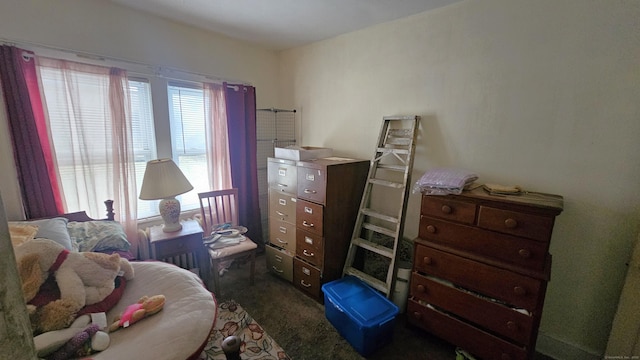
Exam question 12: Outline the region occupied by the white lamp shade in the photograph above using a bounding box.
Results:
[139,159,194,200]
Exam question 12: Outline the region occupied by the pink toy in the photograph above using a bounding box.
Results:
[109,295,165,332]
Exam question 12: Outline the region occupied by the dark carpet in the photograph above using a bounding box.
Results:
[214,254,554,360]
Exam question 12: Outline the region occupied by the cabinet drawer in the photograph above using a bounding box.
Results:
[411,273,534,345]
[269,219,296,253]
[297,166,327,204]
[268,159,297,195]
[296,199,324,236]
[407,300,528,360]
[269,188,297,225]
[478,206,554,242]
[419,216,548,272]
[414,245,542,310]
[293,257,321,299]
[266,245,293,282]
[296,229,324,269]
[421,196,477,225]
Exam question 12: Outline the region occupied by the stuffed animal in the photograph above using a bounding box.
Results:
[33,314,109,358]
[109,295,165,332]
[14,238,135,333]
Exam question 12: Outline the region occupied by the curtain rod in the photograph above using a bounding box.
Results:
[0,37,252,86]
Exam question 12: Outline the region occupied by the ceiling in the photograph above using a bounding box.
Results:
[108,0,464,50]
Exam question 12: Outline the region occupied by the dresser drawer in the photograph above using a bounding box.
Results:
[296,199,324,236]
[411,272,534,345]
[297,165,327,204]
[414,245,543,310]
[419,216,548,272]
[293,257,321,299]
[267,158,297,195]
[266,245,293,282]
[296,229,324,269]
[421,196,477,225]
[407,300,528,360]
[478,206,554,242]
[269,188,297,225]
[269,219,296,253]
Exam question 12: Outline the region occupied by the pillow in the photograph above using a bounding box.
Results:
[10,217,74,251]
[8,223,39,247]
[67,221,131,252]
[413,167,478,195]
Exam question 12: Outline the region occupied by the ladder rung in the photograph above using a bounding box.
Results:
[361,208,399,223]
[344,268,389,294]
[362,222,397,238]
[352,237,394,258]
[376,164,407,172]
[369,178,405,189]
[388,129,413,137]
[383,115,418,121]
[376,147,410,155]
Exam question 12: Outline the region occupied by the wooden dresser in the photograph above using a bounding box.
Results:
[407,187,563,360]
[266,157,369,302]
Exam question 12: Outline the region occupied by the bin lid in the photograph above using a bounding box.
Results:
[322,276,399,327]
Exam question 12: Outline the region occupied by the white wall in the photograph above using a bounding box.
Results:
[279,0,640,358]
[0,0,280,220]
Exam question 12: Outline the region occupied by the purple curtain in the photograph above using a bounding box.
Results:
[224,83,264,251]
[0,46,63,218]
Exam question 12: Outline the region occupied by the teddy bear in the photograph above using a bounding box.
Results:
[109,295,165,332]
[14,238,135,333]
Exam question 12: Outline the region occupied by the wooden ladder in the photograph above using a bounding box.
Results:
[343,115,420,297]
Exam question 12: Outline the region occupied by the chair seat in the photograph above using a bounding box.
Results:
[208,238,257,258]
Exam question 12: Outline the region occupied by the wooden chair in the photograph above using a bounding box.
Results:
[198,188,257,295]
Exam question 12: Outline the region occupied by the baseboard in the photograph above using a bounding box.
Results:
[536,332,601,360]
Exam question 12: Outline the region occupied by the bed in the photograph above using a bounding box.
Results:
[9,202,217,360]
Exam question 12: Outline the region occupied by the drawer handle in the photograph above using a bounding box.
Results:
[416,284,426,293]
[303,249,315,257]
[412,311,422,320]
[423,256,432,265]
[275,210,286,217]
[426,225,436,234]
[277,183,288,188]
[441,205,452,214]
[504,218,518,228]
[302,220,314,228]
[272,266,284,274]
[276,238,288,245]
[303,189,317,194]
[506,321,518,331]
[513,286,526,296]
[518,248,531,258]
[274,255,283,261]
[300,280,312,288]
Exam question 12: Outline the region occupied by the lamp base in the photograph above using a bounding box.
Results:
[159,197,182,233]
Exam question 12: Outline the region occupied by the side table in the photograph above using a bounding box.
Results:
[149,219,211,290]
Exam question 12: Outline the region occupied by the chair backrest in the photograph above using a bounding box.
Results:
[198,188,240,235]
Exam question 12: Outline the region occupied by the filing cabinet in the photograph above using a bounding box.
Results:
[266,156,368,301]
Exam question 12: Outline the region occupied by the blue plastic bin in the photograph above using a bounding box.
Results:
[322,276,399,356]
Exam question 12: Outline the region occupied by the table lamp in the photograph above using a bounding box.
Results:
[139,158,194,232]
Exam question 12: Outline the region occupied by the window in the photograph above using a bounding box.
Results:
[129,79,158,218]
[39,66,158,218]
[36,57,226,221]
[167,83,210,211]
